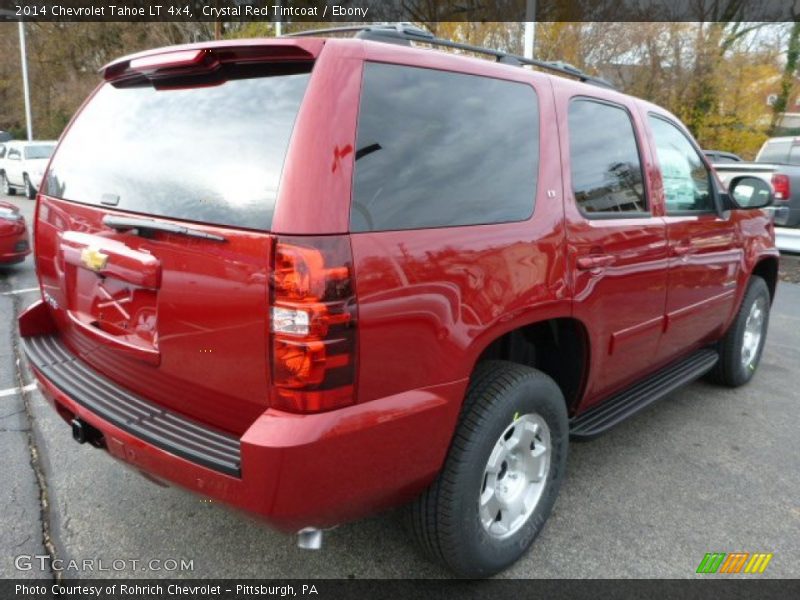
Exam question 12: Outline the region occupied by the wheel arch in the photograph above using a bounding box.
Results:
[471,317,591,415]
[751,255,778,302]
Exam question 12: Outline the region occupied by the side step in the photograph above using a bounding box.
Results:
[569,348,718,440]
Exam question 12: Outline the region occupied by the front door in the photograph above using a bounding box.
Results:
[645,114,741,362]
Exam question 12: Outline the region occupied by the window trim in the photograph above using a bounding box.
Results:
[567,96,651,220]
[647,112,719,216]
[350,61,542,233]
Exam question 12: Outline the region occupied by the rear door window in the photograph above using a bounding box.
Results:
[351,63,539,232]
[45,68,311,230]
[757,141,791,164]
[567,99,647,215]
[788,144,800,165]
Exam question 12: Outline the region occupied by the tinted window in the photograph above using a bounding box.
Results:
[568,100,646,215]
[0,146,5,159]
[757,140,791,164]
[46,69,310,230]
[648,116,713,213]
[351,63,538,232]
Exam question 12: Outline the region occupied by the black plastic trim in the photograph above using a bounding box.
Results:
[22,334,241,477]
[569,348,719,440]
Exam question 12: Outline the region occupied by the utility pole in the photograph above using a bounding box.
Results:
[19,20,33,140]
[275,0,281,36]
[524,0,536,59]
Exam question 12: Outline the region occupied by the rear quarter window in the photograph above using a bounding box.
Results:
[45,67,311,230]
[351,63,539,232]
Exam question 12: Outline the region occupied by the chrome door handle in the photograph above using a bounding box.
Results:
[577,254,615,270]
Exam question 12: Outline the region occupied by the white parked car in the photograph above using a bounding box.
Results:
[0,140,57,199]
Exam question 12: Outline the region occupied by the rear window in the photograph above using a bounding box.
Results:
[45,68,311,230]
[756,140,791,164]
[351,63,539,232]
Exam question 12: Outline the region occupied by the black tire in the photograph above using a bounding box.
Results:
[23,175,36,200]
[1,173,15,196]
[707,276,770,387]
[407,361,568,577]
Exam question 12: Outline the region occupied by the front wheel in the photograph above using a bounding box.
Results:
[407,361,568,577]
[23,175,36,200]
[708,276,771,387]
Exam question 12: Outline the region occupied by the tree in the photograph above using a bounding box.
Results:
[769,20,800,135]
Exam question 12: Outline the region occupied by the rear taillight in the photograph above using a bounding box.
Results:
[771,174,790,202]
[269,236,357,413]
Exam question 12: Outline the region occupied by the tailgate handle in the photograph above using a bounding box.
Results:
[60,231,161,289]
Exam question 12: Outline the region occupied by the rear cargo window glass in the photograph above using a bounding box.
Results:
[45,69,311,230]
[757,141,791,164]
[568,99,647,215]
[351,63,539,232]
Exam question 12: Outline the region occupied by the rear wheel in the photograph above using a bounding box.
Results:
[407,361,568,577]
[708,276,770,387]
[23,175,36,199]
[1,173,15,196]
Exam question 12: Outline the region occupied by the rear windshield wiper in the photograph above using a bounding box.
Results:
[102,215,227,242]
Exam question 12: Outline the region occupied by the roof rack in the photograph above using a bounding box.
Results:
[285,23,615,90]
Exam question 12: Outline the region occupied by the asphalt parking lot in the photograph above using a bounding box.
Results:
[1,192,799,580]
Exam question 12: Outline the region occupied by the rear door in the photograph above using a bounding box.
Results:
[36,47,315,434]
[559,94,668,406]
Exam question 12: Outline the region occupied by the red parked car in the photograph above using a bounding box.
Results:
[0,201,31,264]
[19,25,778,577]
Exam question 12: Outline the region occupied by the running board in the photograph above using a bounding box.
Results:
[569,349,718,440]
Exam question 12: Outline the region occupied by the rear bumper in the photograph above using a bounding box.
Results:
[20,300,464,531]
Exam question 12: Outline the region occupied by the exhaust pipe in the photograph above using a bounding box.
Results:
[297,527,323,550]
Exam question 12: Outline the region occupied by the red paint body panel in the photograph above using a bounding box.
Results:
[36,196,273,435]
[20,37,778,532]
[25,323,463,531]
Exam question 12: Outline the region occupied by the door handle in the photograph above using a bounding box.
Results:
[673,243,695,257]
[577,254,616,270]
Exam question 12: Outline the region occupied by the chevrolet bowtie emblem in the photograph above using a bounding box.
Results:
[80,247,109,272]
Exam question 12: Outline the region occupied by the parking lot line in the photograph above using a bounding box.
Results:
[0,287,39,296]
[0,382,38,398]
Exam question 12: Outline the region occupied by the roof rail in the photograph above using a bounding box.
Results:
[285,23,615,90]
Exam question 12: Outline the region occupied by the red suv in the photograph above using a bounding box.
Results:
[19,26,778,577]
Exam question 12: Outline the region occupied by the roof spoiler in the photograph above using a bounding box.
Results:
[101,40,322,84]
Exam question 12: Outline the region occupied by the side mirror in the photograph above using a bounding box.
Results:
[728,175,773,209]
